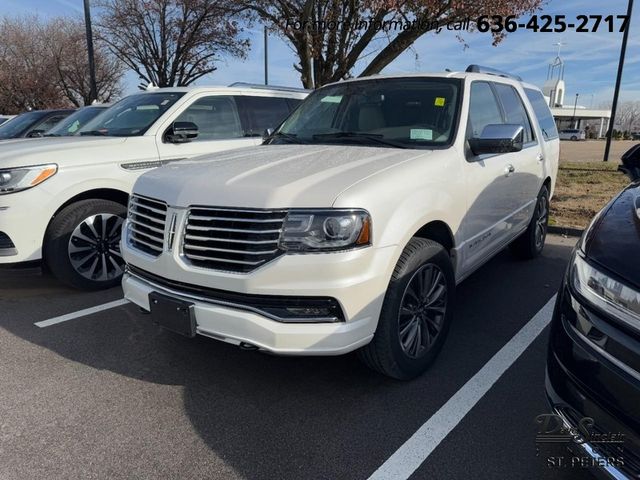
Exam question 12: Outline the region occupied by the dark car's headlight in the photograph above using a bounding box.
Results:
[571,253,640,329]
[0,164,58,194]
[279,209,371,252]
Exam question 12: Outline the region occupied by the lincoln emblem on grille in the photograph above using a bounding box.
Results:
[166,211,178,252]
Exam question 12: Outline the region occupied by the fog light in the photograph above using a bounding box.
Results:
[285,307,332,317]
[260,298,345,323]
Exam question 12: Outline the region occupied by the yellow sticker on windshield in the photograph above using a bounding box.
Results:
[435,97,446,107]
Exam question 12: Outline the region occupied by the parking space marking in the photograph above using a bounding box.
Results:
[34,299,129,328]
[368,294,557,480]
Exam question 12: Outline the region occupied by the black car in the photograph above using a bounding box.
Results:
[43,104,110,137]
[546,144,640,479]
[0,108,74,140]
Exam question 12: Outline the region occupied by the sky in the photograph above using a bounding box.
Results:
[0,0,638,107]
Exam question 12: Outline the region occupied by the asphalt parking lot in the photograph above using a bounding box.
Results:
[0,234,597,480]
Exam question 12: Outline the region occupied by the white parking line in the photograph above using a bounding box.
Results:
[368,294,557,480]
[34,299,130,328]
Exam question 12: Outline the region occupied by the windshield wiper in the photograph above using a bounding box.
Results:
[44,133,60,137]
[266,131,304,144]
[312,131,407,149]
[80,130,108,137]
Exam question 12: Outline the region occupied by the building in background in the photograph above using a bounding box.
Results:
[541,52,611,138]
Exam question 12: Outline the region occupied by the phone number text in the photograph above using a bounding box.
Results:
[476,15,629,33]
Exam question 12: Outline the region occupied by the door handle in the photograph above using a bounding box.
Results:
[504,164,515,176]
[536,153,544,162]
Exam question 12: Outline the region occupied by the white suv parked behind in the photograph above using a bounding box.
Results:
[122,66,559,379]
[0,84,307,289]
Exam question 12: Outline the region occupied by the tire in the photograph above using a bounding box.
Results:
[44,199,127,290]
[358,238,455,380]
[509,185,550,260]
[571,136,578,141]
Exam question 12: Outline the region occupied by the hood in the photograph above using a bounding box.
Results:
[0,136,127,167]
[585,182,640,289]
[134,144,429,208]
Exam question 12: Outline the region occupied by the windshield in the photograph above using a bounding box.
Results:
[274,78,461,149]
[78,92,185,137]
[46,106,107,136]
[0,111,46,139]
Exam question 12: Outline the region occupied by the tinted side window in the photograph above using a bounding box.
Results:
[236,96,290,135]
[175,96,243,141]
[494,84,534,143]
[524,88,559,140]
[467,81,503,139]
[36,114,68,133]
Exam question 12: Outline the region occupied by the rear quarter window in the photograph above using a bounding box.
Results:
[524,88,558,141]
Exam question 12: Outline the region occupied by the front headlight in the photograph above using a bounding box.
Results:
[279,209,371,252]
[0,164,58,194]
[571,253,640,330]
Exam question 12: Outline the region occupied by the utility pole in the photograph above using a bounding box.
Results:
[83,0,98,105]
[264,26,268,85]
[572,94,579,129]
[604,0,634,161]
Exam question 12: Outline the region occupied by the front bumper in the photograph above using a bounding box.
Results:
[0,188,54,263]
[124,270,374,355]
[545,277,640,479]
[122,240,399,355]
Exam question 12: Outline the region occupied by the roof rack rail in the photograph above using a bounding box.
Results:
[228,82,311,93]
[465,65,522,82]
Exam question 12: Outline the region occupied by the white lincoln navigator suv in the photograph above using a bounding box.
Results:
[0,84,307,289]
[122,66,559,379]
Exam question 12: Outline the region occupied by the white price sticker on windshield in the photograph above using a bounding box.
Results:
[321,95,343,103]
[410,129,433,140]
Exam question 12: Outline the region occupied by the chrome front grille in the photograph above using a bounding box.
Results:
[128,195,167,256]
[182,207,286,273]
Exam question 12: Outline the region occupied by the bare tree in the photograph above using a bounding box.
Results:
[49,18,124,107]
[95,0,251,87]
[615,101,640,133]
[244,0,544,88]
[0,16,66,113]
[0,15,124,113]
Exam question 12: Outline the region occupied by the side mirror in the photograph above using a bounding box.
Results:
[619,143,640,182]
[167,121,198,143]
[27,130,45,138]
[469,124,524,156]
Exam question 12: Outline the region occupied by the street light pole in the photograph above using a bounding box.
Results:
[264,26,268,86]
[83,0,98,105]
[604,0,634,161]
[572,93,579,129]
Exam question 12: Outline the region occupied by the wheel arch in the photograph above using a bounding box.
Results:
[43,188,129,259]
[411,220,456,255]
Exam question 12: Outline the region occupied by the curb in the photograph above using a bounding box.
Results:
[548,225,584,237]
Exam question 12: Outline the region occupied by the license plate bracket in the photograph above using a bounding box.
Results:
[148,292,196,338]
